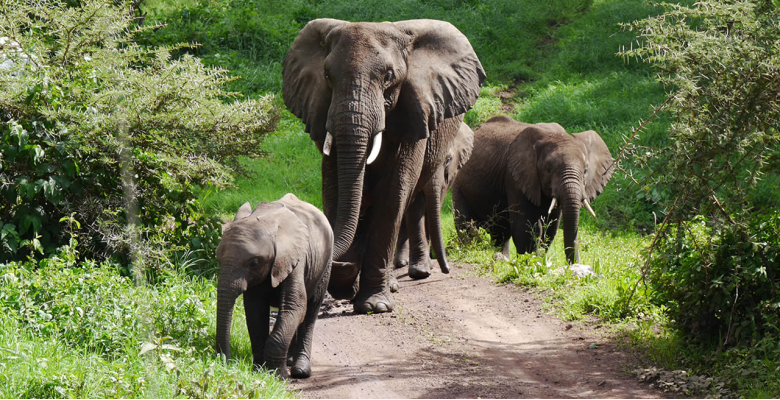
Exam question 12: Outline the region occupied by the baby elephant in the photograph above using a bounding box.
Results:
[215,193,333,379]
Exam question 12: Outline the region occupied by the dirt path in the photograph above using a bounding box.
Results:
[291,262,661,399]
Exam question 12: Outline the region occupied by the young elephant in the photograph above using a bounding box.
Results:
[215,193,333,379]
[394,122,474,280]
[452,115,614,264]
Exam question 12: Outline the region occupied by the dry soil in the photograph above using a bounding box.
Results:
[291,262,662,399]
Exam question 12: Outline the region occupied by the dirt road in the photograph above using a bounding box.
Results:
[291,262,661,399]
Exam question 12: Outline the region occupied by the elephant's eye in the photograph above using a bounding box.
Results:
[384,69,395,84]
[249,258,259,268]
[324,71,330,81]
[584,168,589,176]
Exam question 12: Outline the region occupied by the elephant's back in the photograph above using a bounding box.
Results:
[278,194,334,248]
[453,116,519,220]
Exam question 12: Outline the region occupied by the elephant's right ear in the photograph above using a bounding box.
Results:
[508,125,545,207]
[282,19,348,143]
[456,123,475,170]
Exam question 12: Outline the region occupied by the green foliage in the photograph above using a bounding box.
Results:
[649,214,780,344]
[0,248,291,398]
[0,0,279,263]
[450,220,663,323]
[201,111,324,216]
[622,0,780,344]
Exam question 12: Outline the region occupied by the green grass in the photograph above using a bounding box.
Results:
[202,110,323,217]
[0,254,291,398]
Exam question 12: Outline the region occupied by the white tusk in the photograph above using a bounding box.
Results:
[366,131,382,165]
[547,197,557,216]
[322,132,333,156]
[583,199,597,219]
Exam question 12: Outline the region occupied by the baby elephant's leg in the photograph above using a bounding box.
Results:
[265,272,307,379]
[290,267,330,378]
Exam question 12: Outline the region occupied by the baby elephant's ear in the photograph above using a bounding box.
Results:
[233,202,253,221]
[574,130,615,202]
[271,206,310,288]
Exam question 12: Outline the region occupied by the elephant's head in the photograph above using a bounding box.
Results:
[441,122,475,197]
[282,19,485,260]
[215,201,309,361]
[508,124,614,263]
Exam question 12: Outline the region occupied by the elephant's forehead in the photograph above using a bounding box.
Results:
[339,23,408,48]
[217,225,273,259]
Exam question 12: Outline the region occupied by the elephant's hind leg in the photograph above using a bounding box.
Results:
[406,192,433,280]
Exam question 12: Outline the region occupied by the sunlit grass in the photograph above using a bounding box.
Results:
[0,263,291,399]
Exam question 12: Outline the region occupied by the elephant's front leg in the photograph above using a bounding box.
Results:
[243,285,270,370]
[264,271,307,379]
[354,141,426,314]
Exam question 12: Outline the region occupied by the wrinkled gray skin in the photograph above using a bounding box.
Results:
[394,122,474,282]
[282,19,484,314]
[452,116,614,264]
[215,194,333,379]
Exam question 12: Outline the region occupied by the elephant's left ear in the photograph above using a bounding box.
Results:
[388,20,486,142]
[575,130,615,202]
[270,206,310,288]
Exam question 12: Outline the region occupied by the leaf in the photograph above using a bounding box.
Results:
[161,344,182,352]
[139,342,157,355]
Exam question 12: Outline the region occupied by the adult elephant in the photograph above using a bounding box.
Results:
[452,115,614,264]
[283,19,485,314]
[394,122,474,281]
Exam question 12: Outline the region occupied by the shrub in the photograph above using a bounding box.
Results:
[0,0,279,265]
[622,0,780,343]
[650,214,780,345]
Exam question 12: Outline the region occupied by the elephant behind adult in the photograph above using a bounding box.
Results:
[395,122,474,280]
[452,115,614,264]
[283,19,485,313]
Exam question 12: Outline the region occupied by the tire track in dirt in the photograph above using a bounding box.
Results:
[291,262,662,399]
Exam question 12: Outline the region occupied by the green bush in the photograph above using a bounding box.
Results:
[650,214,780,344]
[623,0,780,344]
[0,0,279,265]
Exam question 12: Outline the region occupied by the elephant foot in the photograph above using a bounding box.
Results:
[328,261,360,300]
[260,363,290,380]
[290,355,312,379]
[388,275,400,293]
[394,255,409,269]
[353,287,394,314]
[493,252,510,262]
[408,260,432,280]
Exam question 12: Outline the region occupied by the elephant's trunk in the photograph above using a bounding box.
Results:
[215,277,245,361]
[332,122,371,261]
[425,182,449,274]
[560,172,582,264]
